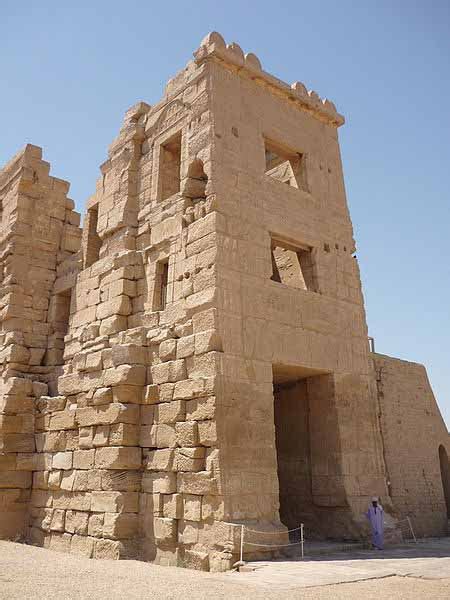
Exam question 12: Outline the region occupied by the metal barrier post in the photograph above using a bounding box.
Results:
[406,516,417,543]
[240,524,245,563]
[300,523,304,559]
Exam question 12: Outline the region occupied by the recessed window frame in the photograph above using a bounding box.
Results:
[152,258,170,311]
[263,137,308,192]
[270,236,318,292]
[157,130,182,201]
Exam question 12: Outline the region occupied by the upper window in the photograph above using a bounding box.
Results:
[264,138,307,191]
[158,132,182,200]
[271,238,317,292]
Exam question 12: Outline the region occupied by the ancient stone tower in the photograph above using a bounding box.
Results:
[1,32,449,570]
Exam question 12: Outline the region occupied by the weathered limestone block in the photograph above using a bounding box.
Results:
[70,534,95,557]
[91,491,139,513]
[94,538,121,559]
[99,315,128,336]
[49,532,73,553]
[175,421,199,447]
[195,330,222,355]
[103,512,139,539]
[154,517,177,545]
[173,379,204,400]
[197,420,217,446]
[88,513,104,537]
[103,365,146,387]
[155,401,185,424]
[109,423,139,446]
[177,520,200,544]
[183,493,202,521]
[162,493,183,519]
[151,360,186,384]
[177,471,218,495]
[52,452,73,470]
[100,470,141,491]
[93,426,109,447]
[183,549,209,571]
[176,335,195,359]
[185,397,216,421]
[65,510,89,535]
[202,495,225,520]
[76,404,139,427]
[112,385,143,404]
[96,296,131,320]
[79,427,94,449]
[110,344,147,366]
[146,449,176,471]
[142,472,177,494]
[49,509,66,532]
[73,450,95,469]
[94,447,141,470]
[93,387,113,405]
[176,447,206,472]
[159,339,177,362]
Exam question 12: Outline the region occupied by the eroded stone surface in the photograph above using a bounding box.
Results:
[0,32,448,571]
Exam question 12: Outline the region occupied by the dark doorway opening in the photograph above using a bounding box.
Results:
[272,364,351,539]
[439,445,450,518]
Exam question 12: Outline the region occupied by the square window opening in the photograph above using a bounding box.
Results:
[159,132,182,201]
[264,139,306,190]
[271,239,316,291]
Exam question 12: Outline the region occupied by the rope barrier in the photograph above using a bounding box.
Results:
[244,525,303,535]
[244,540,305,548]
[237,523,305,562]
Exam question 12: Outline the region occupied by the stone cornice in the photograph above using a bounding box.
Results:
[193,32,344,127]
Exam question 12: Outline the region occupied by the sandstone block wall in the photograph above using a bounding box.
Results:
[372,353,450,536]
[0,32,448,569]
[0,145,81,537]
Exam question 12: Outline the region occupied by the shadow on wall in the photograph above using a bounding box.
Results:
[439,445,450,518]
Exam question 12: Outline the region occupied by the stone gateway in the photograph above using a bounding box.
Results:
[0,32,449,570]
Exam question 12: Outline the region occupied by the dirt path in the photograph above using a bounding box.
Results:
[0,541,449,600]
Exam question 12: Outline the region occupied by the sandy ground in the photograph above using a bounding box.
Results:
[0,541,449,600]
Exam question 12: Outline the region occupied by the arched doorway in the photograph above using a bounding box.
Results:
[438,445,450,517]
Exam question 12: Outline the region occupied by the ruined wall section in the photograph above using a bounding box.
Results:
[0,145,81,538]
[373,353,449,536]
[28,110,149,557]
[27,60,236,571]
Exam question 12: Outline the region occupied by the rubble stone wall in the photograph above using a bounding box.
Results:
[0,144,81,538]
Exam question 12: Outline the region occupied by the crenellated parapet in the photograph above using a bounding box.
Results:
[193,31,344,127]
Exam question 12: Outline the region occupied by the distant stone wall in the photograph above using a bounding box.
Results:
[373,353,449,537]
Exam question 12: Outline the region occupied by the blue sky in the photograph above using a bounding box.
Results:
[2,1,449,426]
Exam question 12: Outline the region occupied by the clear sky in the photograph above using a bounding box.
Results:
[2,1,449,426]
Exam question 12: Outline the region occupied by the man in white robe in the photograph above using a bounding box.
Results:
[366,496,384,549]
